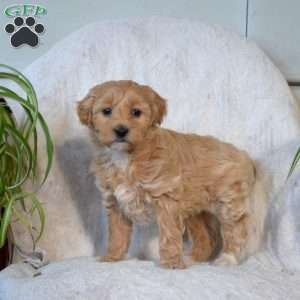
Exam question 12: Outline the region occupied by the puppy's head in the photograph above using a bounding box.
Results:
[77,80,167,150]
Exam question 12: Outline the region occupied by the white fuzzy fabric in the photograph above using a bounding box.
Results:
[1,17,300,299]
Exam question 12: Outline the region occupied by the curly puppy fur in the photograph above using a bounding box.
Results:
[77,80,266,269]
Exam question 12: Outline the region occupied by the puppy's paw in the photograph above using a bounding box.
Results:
[160,258,186,269]
[182,255,197,267]
[213,253,238,266]
[96,255,123,263]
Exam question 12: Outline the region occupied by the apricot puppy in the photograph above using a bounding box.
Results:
[77,80,266,268]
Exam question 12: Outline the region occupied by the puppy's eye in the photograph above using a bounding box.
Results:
[102,107,112,116]
[131,108,142,118]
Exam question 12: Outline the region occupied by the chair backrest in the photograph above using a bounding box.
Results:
[17,17,300,260]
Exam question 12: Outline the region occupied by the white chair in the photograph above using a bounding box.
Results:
[1,17,300,300]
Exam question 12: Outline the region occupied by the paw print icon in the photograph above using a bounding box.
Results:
[5,16,44,47]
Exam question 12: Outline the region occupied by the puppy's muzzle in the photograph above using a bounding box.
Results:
[114,125,129,140]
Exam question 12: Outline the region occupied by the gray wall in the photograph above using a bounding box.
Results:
[246,0,300,101]
[1,0,299,98]
[1,0,247,70]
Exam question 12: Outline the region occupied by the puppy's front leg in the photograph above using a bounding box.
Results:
[156,198,186,269]
[100,198,132,262]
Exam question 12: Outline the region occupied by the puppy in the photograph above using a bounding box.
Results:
[77,80,266,268]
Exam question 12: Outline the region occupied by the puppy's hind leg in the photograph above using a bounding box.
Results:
[216,177,268,266]
[214,213,248,266]
[214,190,250,266]
[186,212,221,263]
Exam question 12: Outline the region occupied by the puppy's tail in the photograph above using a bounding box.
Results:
[245,165,269,257]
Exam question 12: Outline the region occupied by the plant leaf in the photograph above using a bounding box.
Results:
[30,194,45,243]
[36,113,54,184]
[0,194,14,248]
[288,147,300,178]
[4,124,33,189]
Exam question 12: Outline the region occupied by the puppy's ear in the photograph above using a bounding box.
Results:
[143,86,167,126]
[77,94,95,127]
[152,94,167,126]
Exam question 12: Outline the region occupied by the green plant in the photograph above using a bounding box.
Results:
[288,148,300,178]
[0,64,53,250]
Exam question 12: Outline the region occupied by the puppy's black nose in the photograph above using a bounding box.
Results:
[114,125,129,138]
